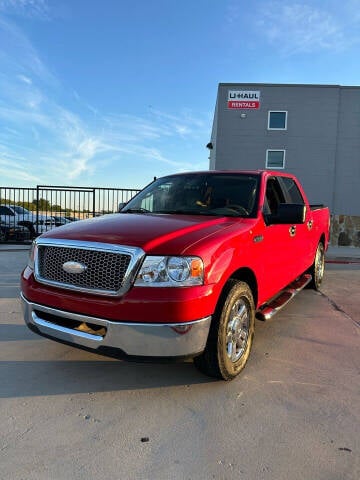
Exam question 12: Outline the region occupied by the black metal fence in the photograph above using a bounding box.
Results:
[0,185,140,242]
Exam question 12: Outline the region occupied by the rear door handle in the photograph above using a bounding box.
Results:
[289,225,296,237]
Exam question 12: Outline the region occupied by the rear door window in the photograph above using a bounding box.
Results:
[280,177,305,204]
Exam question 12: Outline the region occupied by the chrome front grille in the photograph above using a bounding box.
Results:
[34,239,145,296]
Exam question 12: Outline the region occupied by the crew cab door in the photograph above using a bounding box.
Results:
[278,176,314,270]
[261,176,307,300]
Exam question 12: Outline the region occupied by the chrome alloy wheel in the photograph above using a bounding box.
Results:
[315,243,325,285]
[225,299,250,363]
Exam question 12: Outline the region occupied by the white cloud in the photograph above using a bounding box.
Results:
[0,155,40,182]
[0,166,40,182]
[99,108,209,170]
[17,73,32,84]
[67,138,103,179]
[0,6,210,187]
[0,0,49,19]
[257,2,350,54]
[0,16,56,84]
[225,0,360,56]
[0,70,208,185]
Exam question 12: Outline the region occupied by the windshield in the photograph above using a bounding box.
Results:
[122,173,260,217]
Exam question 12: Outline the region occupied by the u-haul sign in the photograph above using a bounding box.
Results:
[228,90,260,109]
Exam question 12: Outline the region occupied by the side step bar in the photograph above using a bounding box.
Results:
[256,273,312,321]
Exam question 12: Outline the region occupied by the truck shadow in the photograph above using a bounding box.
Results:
[0,359,216,398]
[0,324,38,341]
[0,319,279,398]
[0,322,217,397]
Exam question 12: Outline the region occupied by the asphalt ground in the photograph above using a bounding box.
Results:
[0,249,359,480]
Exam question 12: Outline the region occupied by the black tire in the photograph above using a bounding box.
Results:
[0,228,7,243]
[194,280,255,381]
[27,224,36,239]
[307,242,325,290]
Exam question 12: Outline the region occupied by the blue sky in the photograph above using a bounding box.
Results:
[1,0,360,188]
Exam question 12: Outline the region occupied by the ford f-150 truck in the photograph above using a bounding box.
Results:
[21,170,330,380]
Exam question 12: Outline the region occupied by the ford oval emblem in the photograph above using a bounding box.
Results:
[62,261,87,274]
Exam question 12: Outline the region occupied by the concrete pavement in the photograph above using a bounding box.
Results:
[326,245,360,263]
[0,253,359,479]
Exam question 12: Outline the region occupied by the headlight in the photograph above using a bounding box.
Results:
[27,241,38,270]
[135,256,204,287]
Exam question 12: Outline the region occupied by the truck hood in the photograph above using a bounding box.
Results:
[40,212,251,254]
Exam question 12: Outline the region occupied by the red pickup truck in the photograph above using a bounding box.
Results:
[21,170,330,380]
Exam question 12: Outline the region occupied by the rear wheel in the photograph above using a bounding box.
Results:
[194,281,255,381]
[0,228,7,243]
[308,242,325,290]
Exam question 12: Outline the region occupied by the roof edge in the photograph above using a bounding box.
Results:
[218,82,360,89]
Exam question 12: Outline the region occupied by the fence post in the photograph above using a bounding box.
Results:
[92,188,96,218]
[36,185,39,236]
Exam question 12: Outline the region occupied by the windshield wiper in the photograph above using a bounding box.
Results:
[121,208,151,214]
[155,209,191,214]
[155,208,245,217]
[155,209,220,216]
[155,209,208,215]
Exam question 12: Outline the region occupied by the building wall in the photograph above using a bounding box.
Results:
[333,87,360,214]
[210,83,360,218]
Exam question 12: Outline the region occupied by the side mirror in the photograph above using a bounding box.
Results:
[265,203,306,225]
[118,202,126,212]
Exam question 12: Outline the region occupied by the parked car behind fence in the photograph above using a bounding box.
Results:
[0,184,141,242]
[0,205,56,239]
[0,219,31,243]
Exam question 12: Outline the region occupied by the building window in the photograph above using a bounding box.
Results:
[266,150,285,169]
[268,111,287,130]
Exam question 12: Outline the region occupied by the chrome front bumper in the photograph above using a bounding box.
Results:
[21,293,211,358]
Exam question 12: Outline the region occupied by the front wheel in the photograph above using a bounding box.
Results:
[308,242,325,290]
[194,281,255,381]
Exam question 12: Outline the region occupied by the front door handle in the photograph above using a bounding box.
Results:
[289,225,296,237]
